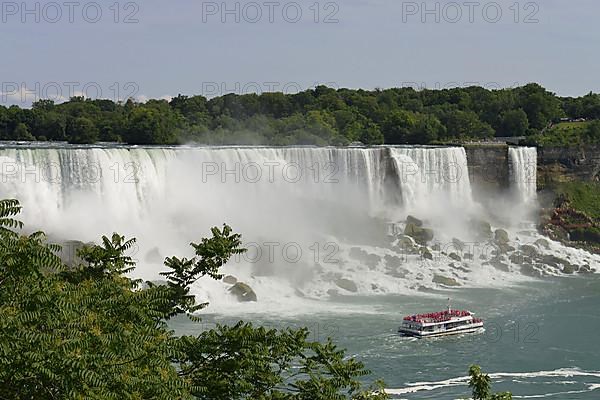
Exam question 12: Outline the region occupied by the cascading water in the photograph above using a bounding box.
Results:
[1,146,471,229]
[508,146,538,205]
[0,144,596,313]
[390,147,473,211]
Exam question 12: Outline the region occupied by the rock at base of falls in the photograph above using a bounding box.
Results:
[335,278,358,293]
[452,238,466,252]
[539,254,571,270]
[384,255,410,278]
[416,285,437,293]
[406,215,423,227]
[509,252,533,266]
[222,275,238,285]
[492,242,516,255]
[469,219,493,240]
[229,282,257,302]
[448,253,462,262]
[487,259,510,272]
[384,254,404,269]
[432,274,461,287]
[349,247,381,268]
[395,235,420,255]
[519,244,538,257]
[580,265,595,274]
[562,265,576,274]
[449,263,470,273]
[494,229,510,244]
[420,248,433,260]
[404,223,434,245]
[520,264,543,278]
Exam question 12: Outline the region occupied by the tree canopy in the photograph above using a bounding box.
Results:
[468,365,512,400]
[3,83,600,145]
[0,199,387,399]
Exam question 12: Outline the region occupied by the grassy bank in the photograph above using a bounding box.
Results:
[527,120,599,146]
[553,181,600,219]
[540,181,600,252]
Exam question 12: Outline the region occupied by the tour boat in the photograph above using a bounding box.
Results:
[398,305,484,338]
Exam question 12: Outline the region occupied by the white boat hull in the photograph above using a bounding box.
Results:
[398,323,484,338]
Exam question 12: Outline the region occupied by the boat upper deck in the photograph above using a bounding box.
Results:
[402,309,481,326]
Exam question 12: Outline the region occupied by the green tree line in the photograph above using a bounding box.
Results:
[3,83,597,146]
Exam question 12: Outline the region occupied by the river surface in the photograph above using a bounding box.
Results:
[172,276,600,399]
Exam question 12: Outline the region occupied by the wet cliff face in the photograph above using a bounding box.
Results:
[465,144,600,197]
[464,145,509,201]
[537,146,600,188]
[535,146,600,252]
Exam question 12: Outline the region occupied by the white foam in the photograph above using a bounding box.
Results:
[386,367,600,396]
[0,145,596,315]
[509,147,538,206]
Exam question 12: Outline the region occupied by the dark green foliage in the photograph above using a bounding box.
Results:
[561,92,600,120]
[0,200,387,399]
[66,116,99,144]
[444,110,494,139]
[499,109,529,137]
[469,365,512,400]
[584,120,600,142]
[31,110,67,140]
[178,323,387,399]
[0,202,188,399]
[12,122,35,141]
[525,119,600,146]
[515,83,564,130]
[124,102,181,144]
[554,182,600,219]
[161,225,246,318]
[4,84,599,145]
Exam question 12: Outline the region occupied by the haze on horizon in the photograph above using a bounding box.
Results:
[1,0,597,107]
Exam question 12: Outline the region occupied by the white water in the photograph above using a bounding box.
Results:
[385,367,600,398]
[509,147,538,205]
[0,145,597,313]
[390,147,473,211]
[0,146,471,237]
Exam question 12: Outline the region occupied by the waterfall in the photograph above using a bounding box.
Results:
[3,144,563,311]
[0,146,473,229]
[508,147,538,205]
[389,147,473,210]
[0,146,398,249]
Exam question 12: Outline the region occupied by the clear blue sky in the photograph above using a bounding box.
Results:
[1,0,597,106]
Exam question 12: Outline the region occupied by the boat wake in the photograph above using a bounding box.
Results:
[385,367,600,398]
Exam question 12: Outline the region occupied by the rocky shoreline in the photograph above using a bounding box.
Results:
[539,199,600,254]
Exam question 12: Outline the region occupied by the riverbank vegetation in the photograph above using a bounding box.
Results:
[469,365,512,400]
[0,199,512,399]
[554,182,600,219]
[524,120,600,146]
[1,84,600,146]
[0,199,387,399]
[540,182,600,252]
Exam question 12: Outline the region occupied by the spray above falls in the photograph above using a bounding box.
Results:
[0,144,595,311]
[0,145,470,228]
